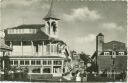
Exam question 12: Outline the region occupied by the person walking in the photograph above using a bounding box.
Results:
[76,71,81,82]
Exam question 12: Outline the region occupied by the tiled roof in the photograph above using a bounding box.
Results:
[7,24,45,29]
[103,41,127,51]
[5,29,49,41]
[0,55,64,59]
[0,40,12,51]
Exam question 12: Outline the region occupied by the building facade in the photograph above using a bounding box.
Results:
[0,2,69,79]
[92,33,127,78]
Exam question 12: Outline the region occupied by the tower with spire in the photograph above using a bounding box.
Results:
[43,0,60,38]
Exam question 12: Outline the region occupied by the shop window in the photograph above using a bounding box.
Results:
[32,68,41,73]
[43,67,51,73]
[20,60,24,65]
[31,60,35,65]
[14,60,18,65]
[36,60,41,65]
[25,60,29,65]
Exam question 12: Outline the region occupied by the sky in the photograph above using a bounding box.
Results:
[0,0,127,55]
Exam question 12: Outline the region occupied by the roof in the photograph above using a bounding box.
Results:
[97,33,104,36]
[91,51,97,59]
[0,55,64,59]
[0,39,12,51]
[103,41,127,51]
[5,29,49,41]
[7,24,45,29]
[43,0,59,20]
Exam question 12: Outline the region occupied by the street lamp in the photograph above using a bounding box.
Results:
[111,51,116,81]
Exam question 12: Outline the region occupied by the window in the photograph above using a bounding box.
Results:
[19,29,22,33]
[14,29,16,34]
[104,52,110,55]
[22,29,24,33]
[11,29,14,33]
[43,60,47,65]
[34,29,37,33]
[43,67,51,73]
[10,60,13,65]
[119,52,124,55]
[53,66,61,73]
[36,60,41,65]
[42,60,51,65]
[51,45,53,53]
[32,68,41,73]
[36,45,38,52]
[54,60,62,65]
[16,29,18,33]
[25,60,29,65]
[20,60,24,65]
[46,45,50,53]
[54,45,57,53]
[31,60,36,65]
[14,60,18,65]
[8,30,10,34]
[48,61,51,65]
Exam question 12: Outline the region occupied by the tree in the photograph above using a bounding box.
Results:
[0,55,11,80]
[86,61,98,73]
[79,52,98,73]
[79,52,91,65]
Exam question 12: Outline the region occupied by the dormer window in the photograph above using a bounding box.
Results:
[119,52,124,55]
[104,52,110,55]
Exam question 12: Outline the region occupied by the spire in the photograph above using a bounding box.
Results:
[43,0,60,21]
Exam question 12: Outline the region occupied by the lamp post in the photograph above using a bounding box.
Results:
[2,51,5,80]
[111,51,116,81]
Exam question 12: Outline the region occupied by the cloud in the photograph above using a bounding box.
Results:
[41,4,49,10]
[1,0,41,8]
[102,23,123,30]
[75,34,96,43]
[63,7,101,21]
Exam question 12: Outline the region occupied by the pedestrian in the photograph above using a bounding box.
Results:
[83,70,87,82]
[76,71,81,81]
